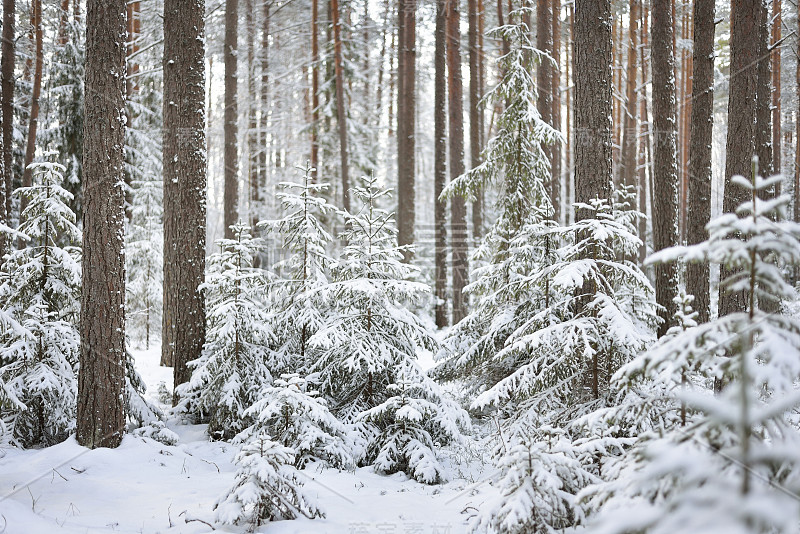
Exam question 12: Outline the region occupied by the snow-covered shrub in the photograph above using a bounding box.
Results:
[133,420,179,446]
[240,373,353,470]
[177,223,277,440]
[582,171,800,533]
[0,158,81,447]
[215,434,323,530]
[126,348,163,428]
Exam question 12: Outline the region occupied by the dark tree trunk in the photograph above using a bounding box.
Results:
[246,0,258,230]
[224,0,239,238]
[311,0,319,181]
[552,0,562,223]
[721,0,759,317]
[435,0,448,328]
[618,0,639,192]
[446,0,468,324]
[260,2,270,199]
[650,0,679,337]
[77,0,127,449]
[397,0,416,262]
[686,0,715,324]
[162,0,207,397]
[331,0,350,213]
[772,0,781,180]
[468,0,482,239]
[537,0,555,220]
[755,1,773,181]
[21,0,43,216]
[1,0,14,228]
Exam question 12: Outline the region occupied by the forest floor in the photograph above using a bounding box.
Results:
[0,347,493,534]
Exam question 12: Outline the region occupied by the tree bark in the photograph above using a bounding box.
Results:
[755,0,773,180]
[311,0,319,181]
[446,0,468,324]
[245,0,258,230]
[77,0,127,449]
[721,0,759,317]
[686,0,715,324]
[537,0,555,219]
[397,0,416,262]
[331,0,350,213]
[651,0,679,337]
[21,0,43,215]
[1,0,14,228]
[618,0,639,193]
[638,3,650,263]
[772,0,781,178]
[552,0,562,223]
[224,0,239,238]
[260,2,270,201]
[435,0,448,328]
[468,0,482,239]
[162,0,207,395]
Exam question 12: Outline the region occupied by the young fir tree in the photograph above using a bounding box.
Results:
[215,433,324,529]
[177,222,277,440]
[308,176,469,482]
[583,168,800,533]
[436,8,561,395]
[0,158,81,447]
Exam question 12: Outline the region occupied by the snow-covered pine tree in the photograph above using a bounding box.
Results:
[308,176,469,481]
[583,168,800,533]
[240,373,353,469]
[0,158,81,447]
[436,7,561,396]
[215,433,324,530]
[177,222,277,440]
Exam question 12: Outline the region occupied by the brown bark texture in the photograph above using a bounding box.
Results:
[468,0,482,239]
[77,0,127,449]
[397,0,416,262]
[537,0,555,220]
[224,0,239,238]
[618,0,639,193]
[331,0,351,213]
[1,0,14,225]
[21,0,43,215]
[435,0,448,328]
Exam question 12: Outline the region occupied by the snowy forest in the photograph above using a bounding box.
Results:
[2,0,800,532]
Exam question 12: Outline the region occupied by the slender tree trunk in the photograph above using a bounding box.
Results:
[686,0,715,325]
[435,0,448,328]
[565,4,572,224]
[311,0,319,181]
[651,0,679,337]
[245,0,258,231]
[552,0,562,223]
[77,0,127,449]
[1,0,14,227]
[397,0,416,262]
[756,1,773,181]
[162,0,207,390]
[260,1,270,206]
[331,0,350,213]
[538,0,555,219]
[619,0,640,193]
[772,0,781,180]
[638,3,650,263]
[21,0,43,215]
[124,0,141,222]
[721,0,759,317]
[446,0,468,323]
[468,0,483,239]
[224,0,239,238]
[611,16,621,173]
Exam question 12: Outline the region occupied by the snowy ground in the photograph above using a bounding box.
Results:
[0,347,494,534]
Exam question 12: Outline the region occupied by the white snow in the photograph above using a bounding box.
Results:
[0,346,493,533]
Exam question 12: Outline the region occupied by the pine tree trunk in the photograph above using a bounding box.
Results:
[162,0,207,396]
[260,2,270,199]
[1,0,13,228]
[651,0,679,337]
[552,0,562,223]
[537,0,555,219]
[246,0,259,231]
[435,0,448,328]
[618,0,639,193]
[224,0,239,238]
[468,0,482,239]
[574,0,612,223]
[331,0,350,213]
[446,0,468,324]
[686,0,715,325]
[397,0,416,262]
[124,0,141,223]
[77,0,127,449]
[564,4,572,224]
[21,0,43,215]
[311,0,319,181]
[755,1,773,180]
[638,4,650,263]
[772,0,781,179]
[721,0,759,317]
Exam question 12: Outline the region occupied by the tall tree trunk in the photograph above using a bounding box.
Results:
[446,0,468,323]
[124,0,141,222]
[331,0,350,213]
[1,0,14,228]
[468,0,483,239]
[397,0,416,262]
[245,0,258,230]
[564,3,572,224]
[686,0,715,325]
[552,0,562,223]
[260,2,270,205]
[618,0,640,193]
[638,3,650,263]
[756,1,773,181]
[538,0,555,219]
[162,0,207,393]
[435,0,448,328]
[651,0,679,337]
[21,0,43,215]
[721,0,759,317]
[77,0,127,449]
[772,0,781,179]
[224,0,239,238]
[311,0,319,181]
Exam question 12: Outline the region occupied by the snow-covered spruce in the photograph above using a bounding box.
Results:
[582,171,800,534]
[176,222,277,440]
[215,434,323,530]
[0,158,81,447]
[239,373,354,470]
[308,177,469,480]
